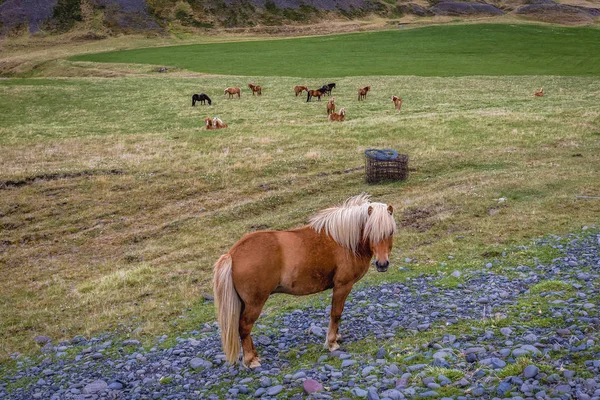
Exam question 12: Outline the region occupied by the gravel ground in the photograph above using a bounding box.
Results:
[1,228,598,400]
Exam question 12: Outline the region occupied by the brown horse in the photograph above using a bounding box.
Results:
[248,83,262,96]
[328,107,345,122]
[205,117,228,129]
[213,194,397,368]
[358,85,371,101]
[392,95,403,111]
[307,88,326,102]
[327,97,336,115]
[534,88,544,97]
[213,117,228,129]
[294,85,308,96]
[224,87,241,99]
[205,117,216,130]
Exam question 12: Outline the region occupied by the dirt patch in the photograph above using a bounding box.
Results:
[0,169,125,189]
[400,207,435,232]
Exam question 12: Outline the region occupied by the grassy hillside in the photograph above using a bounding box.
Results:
[1,71,599,360]
[70,24,600,77]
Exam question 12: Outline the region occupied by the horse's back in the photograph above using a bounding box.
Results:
[229,228,339,298]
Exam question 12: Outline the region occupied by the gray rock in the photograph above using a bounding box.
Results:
[266,385,283,396]
[500,327,512,337]
[352,387,368,397]
[83,380,108,394]
[523,365,539,378]
[342,359,357,368]
[368,387,380,400]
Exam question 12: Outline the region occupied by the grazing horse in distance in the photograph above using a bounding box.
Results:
[213,194,397,368]
[294,85,308,96]
[248,83,262,96]
[224,87,241,99]
[192,93,212,106]
[327,97,336,115]
[392,95,403,111]
[328,107,346,121]
[307,88,326,102]
[326,83,336,94]
[358,85,371,101]
[534,88,544,97]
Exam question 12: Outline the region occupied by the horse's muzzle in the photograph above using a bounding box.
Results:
[374,260,389,272]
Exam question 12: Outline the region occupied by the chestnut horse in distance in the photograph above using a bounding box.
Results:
[327,97,336,115]
[358,85,371,101]
[307,86,328,102]
[224,87,241,98]
[248,83,262,96]
[328,107,346,121]
[213,194,397,368]
[534,88,544,97]
[294,85,308,96]
[392,95,403,111]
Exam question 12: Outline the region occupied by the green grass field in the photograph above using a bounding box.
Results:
[1,23,600,362]
[70,24,600,77]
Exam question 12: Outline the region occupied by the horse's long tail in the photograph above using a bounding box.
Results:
[213,254,241,364]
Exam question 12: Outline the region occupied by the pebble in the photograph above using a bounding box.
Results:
[523,365,539,378]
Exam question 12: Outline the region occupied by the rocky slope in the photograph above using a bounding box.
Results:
[1,228,598,399]
[0,0,598,35]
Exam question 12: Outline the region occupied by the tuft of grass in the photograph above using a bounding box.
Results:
[424,366,465,381]
[529,280,573,294]
[496,356,534,379]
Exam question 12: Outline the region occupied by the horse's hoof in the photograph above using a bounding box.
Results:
[328,342,340,352]
[249,359,261,369]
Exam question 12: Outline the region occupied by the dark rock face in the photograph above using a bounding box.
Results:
[0,0,57,33]
[514,2,595,24]
[0,0,162,33]
[430,1,505,16]
[221,0,369,11]
[397,3,433,17]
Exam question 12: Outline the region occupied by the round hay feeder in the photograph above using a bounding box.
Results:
[364,149,408,184]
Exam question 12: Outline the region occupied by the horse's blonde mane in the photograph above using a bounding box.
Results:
[308,193,397,253]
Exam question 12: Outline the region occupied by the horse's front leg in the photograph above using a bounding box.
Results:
[325,283,353,352]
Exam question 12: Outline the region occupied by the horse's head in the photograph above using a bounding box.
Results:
[224,89,228,95]
[365,204,396,272]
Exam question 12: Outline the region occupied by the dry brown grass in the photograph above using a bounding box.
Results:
[0,59,599,363]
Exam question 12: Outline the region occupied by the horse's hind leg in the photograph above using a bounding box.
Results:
[239,298,267,368]
[326,283,353,352]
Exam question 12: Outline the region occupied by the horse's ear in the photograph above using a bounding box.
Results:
[387,205,394,215]
[368,206,373,216]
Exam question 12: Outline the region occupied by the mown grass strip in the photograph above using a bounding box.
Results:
[70,24,600,77]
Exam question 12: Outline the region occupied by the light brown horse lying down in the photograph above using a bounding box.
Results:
[358,85,371,101]
[327,97,336,115]
[392,95,403,111]
[534,88,544,97]
[224,87,241,98]
[328,107,345,121]
[205,117,228,129]
[294,85,308,96]
[213,194,397,368]
[248,83,262,96]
